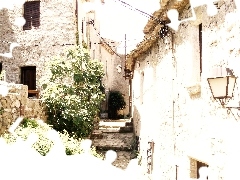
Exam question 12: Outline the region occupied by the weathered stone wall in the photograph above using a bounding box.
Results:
[132,1,240,179]
[0,0,76,86]
[0,82,46,134]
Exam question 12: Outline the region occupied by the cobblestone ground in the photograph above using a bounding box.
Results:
[92,119,135,170]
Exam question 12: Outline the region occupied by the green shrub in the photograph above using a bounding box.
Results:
[1,118,103,159]
[21,117,39,128]
[40,46,105,138]
[108,91,126,119]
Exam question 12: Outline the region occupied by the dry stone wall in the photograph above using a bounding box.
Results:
[0,82,46,135]
[132,1,240,179]
[0,0,76,86]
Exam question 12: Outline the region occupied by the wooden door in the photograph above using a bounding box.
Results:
[21,66,36,97]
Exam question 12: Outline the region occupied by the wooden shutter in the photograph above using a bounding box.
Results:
[23,1,40,30]
[23,2,32,30]
[31,1,40,27]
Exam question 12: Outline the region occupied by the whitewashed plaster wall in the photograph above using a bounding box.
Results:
[132,1,240,179]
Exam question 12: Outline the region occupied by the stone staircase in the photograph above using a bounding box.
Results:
[91,118,136,169]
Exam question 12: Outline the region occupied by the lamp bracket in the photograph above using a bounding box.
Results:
[217,98,231,107]
[226,107,240,121]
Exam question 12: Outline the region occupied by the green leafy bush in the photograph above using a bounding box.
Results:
[108,91,126,119]
[40,46,105,138]
[1,118,103,158]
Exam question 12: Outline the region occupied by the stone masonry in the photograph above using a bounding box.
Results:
[0,82,46,134]
[131,1,240,179]
[0,0,76,86]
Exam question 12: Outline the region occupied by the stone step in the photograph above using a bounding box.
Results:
[90,132,103,139]
[96,146,132,151]
[100,119,132,122]
[125,122,133,126]
[119,126,133,133]
[99,125,125,129]
[92,132,134,152]
[99,119,131,127]
[98,126,133,133]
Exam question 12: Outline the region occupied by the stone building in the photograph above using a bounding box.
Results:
[126,0,240,179]
[100,39,130,116]
[0,0,129,116]
[0,0,77,98]
[79,0,130,117]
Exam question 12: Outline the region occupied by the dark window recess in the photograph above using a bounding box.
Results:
[197,161,208,179]
[0,63,2,74]
[82,20,84,33]
[23,1,40,30]
[199,23,202,75]
[75,0,78,17]
[21,66,36,97]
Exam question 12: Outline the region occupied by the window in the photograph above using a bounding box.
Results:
[82,20,84,34]
[23,1,40,30]
[0,63,3,81]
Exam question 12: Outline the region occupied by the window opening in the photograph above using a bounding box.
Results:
[23,1,40,30]
[190,158,208,179]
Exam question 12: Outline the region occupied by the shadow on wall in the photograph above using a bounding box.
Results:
[133,105,141,136]
[0,9,19,82]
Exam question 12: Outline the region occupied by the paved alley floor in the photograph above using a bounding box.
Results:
[91,118,135,170]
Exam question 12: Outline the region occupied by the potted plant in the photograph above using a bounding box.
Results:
[108,91,126,119]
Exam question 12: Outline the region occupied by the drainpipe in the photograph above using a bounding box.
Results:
[170,30,178,180]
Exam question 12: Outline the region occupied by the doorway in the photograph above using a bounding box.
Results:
[21,66,37,97]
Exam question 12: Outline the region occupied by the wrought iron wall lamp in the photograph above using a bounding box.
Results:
[207,68,240,111]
